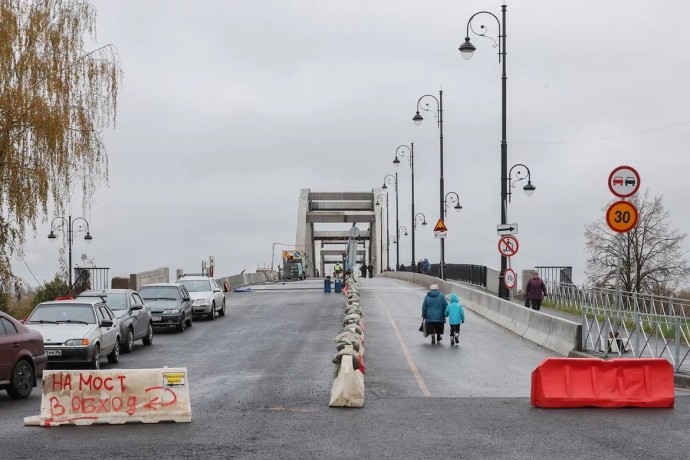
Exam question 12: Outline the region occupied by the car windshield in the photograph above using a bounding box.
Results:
[79,292,127,311]
[139,286,181,300]
[28,303,96,324]
[177,280,211,293]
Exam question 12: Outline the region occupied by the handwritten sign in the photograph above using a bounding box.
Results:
[24,368,192,426]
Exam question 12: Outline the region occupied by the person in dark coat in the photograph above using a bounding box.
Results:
[360,263,367,277]
[367,264,373,278]
[422,284,448,344]
[525,271,547,311]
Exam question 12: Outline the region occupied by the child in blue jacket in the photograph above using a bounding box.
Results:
[445,293,465,346]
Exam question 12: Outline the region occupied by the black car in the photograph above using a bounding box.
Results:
[139,283,193,332]
[77,289,154,352]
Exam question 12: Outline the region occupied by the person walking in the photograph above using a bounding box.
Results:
[422,258,430,275]
[445,293,465,346]
[334,262,342,279]
[525,271,547,311]
[367,263,373,278]
[416,259,423,273]
[422,284,448,344]
[360,263,367,278]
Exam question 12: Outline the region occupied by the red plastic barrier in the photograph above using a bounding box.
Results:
[531,358,674,408]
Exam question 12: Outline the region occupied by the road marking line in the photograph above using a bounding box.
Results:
[373,291,431,397]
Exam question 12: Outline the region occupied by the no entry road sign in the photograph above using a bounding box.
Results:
[498,235,519,257]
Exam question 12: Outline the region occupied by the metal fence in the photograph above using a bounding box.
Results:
[399,263,487,288]
[546,279,690,372]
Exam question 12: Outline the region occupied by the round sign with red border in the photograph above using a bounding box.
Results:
[608,165,640,198]
[606,200,639,233]
[504,268,516,289]
[498,235,519,257]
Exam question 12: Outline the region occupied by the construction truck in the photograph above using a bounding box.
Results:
[282,251,305,280]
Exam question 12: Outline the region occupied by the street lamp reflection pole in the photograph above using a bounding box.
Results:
[382,173,399,270]
[376,193,390,271]
[48,215,93,287]
[459,4,509,298]
[393,143,417,266]
[413,91,445,279]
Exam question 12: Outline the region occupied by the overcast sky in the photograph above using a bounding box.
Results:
[10,0,690,288]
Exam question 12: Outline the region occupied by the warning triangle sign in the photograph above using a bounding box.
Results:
[433,218,448,232]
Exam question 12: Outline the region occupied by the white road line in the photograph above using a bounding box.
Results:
[373,291,431,397]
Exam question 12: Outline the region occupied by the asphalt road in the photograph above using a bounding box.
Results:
[1,277,689,459]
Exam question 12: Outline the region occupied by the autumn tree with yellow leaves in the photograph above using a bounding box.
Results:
[0,0,121,290]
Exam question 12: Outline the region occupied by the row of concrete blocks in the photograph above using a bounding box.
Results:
[329,275,365,407]
[380,272,581,357]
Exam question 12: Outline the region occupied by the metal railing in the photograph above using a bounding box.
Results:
[545,279,690,372]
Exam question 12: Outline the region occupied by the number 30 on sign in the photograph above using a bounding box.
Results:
[606,200,639,233]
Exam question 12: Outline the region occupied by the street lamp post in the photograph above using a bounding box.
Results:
[459,4,510,298]
[413,213,428,270]
[393,143,417,266]
[413,91,445,279]
[48,215,93,288]
[376,193,387,273]
[382,173,400,270]
[376,192,391,271]
[443,192,463,216]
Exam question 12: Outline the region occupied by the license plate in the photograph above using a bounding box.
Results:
[46,349,62,356]
[152,316,161,321]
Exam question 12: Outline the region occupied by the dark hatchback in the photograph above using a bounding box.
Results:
[0,311,48,399]
[139,283,193,332]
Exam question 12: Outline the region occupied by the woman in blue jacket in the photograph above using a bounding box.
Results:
[422,284,448,344]
[445,293,465,346]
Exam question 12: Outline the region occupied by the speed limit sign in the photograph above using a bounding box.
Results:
[606,200,639,233]
[504,268,516,289]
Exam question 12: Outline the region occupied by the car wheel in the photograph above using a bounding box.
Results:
[208,302,215,320]
[143,323,154,346]
[107,339,120,364]
[219,298,226,317]
[186,314,193,327]
[123,328,134,353]
[177,317,186,332]
[6,359,34,399]
[91,345,101,370]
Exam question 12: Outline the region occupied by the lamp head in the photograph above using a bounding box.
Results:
[422,220,428,227]
[382,183,387,190]
[393,156,400,167]
[459,37,476,59]
[84,232,93,244]
[454,203,463,212]
[412,111,423,126]
[48,231,57,242]
[523,181,536,197]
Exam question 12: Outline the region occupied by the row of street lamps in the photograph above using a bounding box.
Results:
[375,4,537,299]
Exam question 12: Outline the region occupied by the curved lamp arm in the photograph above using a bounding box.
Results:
[413,94,440,127]
[459,10,502,61]
[393,144,412,167]
[444,191,463,216]
[381,174,396,189]
[508,163,536,203]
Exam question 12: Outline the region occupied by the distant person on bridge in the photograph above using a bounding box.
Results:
[334,263,342,278]
[367,264,373,278]
[422,258,430,275]
[416,259,423,273]
[525,271,547,311]
[445,293,465,346]
[360,263,367,278]
[422,284,448,345]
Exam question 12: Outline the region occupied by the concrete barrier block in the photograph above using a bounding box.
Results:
[24,368,192,426]
[523,313,551,347]
[509,304,531,336]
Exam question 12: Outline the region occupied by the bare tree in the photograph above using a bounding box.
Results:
[0,0,122,285]
[585,190,690,293]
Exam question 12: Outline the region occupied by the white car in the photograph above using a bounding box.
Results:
[25,298,121,369]
[175,275,226,320]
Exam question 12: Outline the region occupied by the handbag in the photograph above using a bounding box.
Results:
[419,320,429,337]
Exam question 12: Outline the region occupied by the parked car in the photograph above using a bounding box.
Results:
[24,299,120,370]
[0,311,47,399]
[175,275,226,320]
[139,283,193,332]
[77,289,154,353]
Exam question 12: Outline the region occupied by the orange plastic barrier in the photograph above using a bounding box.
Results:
[531,358,674,408]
